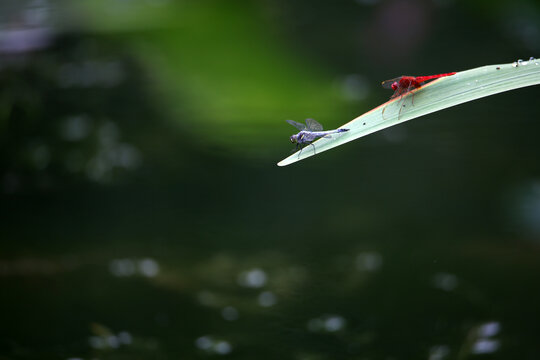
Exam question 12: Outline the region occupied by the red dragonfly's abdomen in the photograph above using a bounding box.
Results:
[414,72,457,84]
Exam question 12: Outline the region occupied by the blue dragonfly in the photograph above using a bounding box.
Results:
[287,118,349,155]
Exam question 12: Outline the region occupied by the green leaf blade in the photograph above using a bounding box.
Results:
[278,59,540,167]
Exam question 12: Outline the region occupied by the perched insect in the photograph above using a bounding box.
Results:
[286,118,349,156]
[381,72,456,118]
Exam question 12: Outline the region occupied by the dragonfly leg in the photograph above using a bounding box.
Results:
[398,85,417,120]
[396,94,406,120]
[398,103,404,120]
[310,143,316,155]
[409,84,416,106]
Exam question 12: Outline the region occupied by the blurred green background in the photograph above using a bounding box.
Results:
[1,0,540,359]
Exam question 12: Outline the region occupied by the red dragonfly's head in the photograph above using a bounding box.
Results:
[391,82,399,91]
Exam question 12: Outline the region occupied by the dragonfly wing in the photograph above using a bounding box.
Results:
[305,118,323,132]
[286,120,306,131]
[381,76,402,89]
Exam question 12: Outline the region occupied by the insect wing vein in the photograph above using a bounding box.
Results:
[305,118,323,132]
[286,120,306,131]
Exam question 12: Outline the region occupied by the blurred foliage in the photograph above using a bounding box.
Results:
[66,0,359,153]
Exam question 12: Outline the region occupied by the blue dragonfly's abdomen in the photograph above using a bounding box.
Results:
[298,129,349,143]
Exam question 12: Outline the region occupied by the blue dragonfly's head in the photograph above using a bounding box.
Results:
[290,134,298,143]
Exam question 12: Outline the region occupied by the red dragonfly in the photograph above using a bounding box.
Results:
[381,72,456,117]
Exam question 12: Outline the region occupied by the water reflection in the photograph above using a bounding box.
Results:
[460,321,502,357]
[109,258,159,278]
[109,259,136,277]
[432,272,458,292]
[195,336,233,355]
[428,345,449,360]
[257,291,277,307]
[237,268,267,288]
[89,330,132,350]
[197,290,219,307]
[307,315,346,333]
[60,115,92,142]
[221,306,239,321]
[86,122,141,182]
[355,251,382,272]
[139,258,159,277]
[472,339,500,354]
[477,322,500,338]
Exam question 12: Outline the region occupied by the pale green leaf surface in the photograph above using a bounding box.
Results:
[278,59,540,166]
